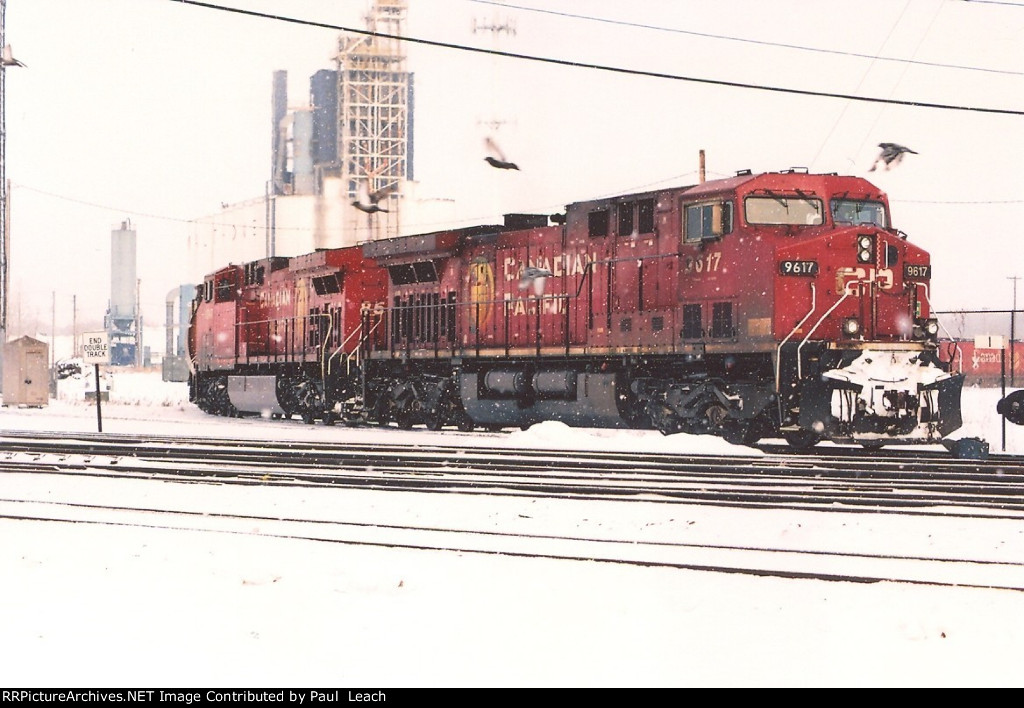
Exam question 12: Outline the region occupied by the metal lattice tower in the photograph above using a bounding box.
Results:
[336,0,408,242]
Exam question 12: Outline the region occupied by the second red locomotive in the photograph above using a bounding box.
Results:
[189,168,964,449]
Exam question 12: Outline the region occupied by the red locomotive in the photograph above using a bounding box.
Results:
[188,168,964,448]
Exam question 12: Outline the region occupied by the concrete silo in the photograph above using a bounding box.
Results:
[105,220,139,366]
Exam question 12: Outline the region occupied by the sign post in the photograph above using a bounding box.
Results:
[81,331,110,432]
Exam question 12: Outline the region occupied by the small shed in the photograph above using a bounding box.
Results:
[2,336,50,407]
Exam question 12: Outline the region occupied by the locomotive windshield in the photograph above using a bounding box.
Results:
[744,195,823,225]
[830,199,887,227]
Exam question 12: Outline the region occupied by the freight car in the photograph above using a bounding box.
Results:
[188,168,964,449]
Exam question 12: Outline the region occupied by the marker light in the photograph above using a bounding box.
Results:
[842,317,861,337]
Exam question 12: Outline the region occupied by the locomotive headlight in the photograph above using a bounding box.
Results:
[856,234,875,263]
[842,317,861,337]
[913,317,940,341]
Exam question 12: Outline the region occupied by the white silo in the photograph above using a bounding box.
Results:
[106,219,138,366]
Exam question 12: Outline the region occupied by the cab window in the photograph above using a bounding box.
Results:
[745,196,823,226]
[214,276,236,303]
[831,199,887,227]
[684,201,733,243]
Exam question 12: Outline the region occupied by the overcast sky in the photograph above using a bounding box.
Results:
[4,0,1023,342]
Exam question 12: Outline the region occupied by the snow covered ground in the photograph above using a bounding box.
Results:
[1,371,1023,687]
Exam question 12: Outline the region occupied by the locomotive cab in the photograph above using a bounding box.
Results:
[767,185,964,446]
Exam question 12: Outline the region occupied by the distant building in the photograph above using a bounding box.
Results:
[1,336,49,407]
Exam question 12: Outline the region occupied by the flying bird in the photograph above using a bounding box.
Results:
[518,266,553,295]
[869,143,917,172]
[352,180,396,214]
[1,45,26,68]
[484,136,519,171]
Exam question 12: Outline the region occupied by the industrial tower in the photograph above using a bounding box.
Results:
[333,0,410,242]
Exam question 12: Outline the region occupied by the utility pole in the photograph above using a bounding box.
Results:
[1,1,25,390]
[135,277,141,367]
[1011,276,1020,387]
[0,0,9,385]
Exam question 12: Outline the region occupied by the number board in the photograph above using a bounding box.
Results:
[82,331,110,365]
[779,260,819,276]
[904,264,931,280]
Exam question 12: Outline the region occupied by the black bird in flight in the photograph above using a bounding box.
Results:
[484,136,519,170]
[352,180,396,214]
[869,143,917,172]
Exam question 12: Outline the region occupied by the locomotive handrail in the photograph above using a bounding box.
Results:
[917,282,962,374]
[796,283,863,379]
[574,260,596,298]
[350,317,383,372]
[235,315,290,364]
[460,292,573,358]
[327,313,384,376]
[328,322,364,377]
[311,312,332,385]
[240,313,330,373]
[775,282,817,394]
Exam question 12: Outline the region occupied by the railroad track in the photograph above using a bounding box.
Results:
[3,430,1024,591]
[1,430,1023,515]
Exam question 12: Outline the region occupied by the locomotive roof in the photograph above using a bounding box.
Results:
[566,170,885,210]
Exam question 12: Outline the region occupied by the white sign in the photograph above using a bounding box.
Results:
[82,331,110,364]
[975,335,1005,351]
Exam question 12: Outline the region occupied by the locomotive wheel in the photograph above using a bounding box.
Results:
[454,412,475,432]
[424,394,454,431]
[783,429,821,450]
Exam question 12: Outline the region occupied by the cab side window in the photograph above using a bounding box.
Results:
[684,201,733,243]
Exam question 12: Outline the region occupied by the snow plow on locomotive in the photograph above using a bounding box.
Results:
[188,169,964,449]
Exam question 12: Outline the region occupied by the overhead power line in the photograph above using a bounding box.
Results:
[960,0,1024,6]
[15,176,1024,245]
[169,0,1024,117]
[469,0,1024,77]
